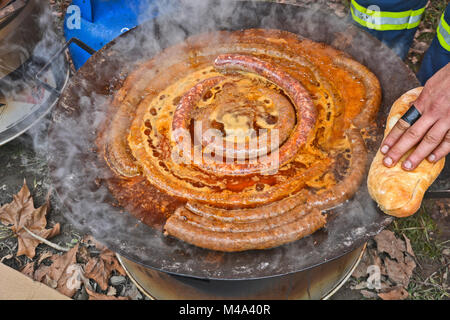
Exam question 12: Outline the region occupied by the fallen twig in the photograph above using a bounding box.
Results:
[23,226,70,252]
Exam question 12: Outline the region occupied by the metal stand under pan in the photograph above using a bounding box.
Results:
[116,243,366,300]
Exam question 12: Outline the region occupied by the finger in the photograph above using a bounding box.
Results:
[380,102,425,154]
[380,118,410,154]
[403,121,448,170]
[383,115,436,167]
[428,130,450,163]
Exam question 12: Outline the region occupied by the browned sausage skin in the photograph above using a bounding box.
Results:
[174,203,312,233]
[333,55,381,129]
[164,208,326,252]
[171,76,225,161]
[185,190,309,223]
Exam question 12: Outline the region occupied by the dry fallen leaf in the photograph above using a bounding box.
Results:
[82,234,106,251]
[375,230,405,262]
[21,261,35,278]
[34,244,79,297]
[328,2,347,18]
[403,234,415,257]
[360,289,378,299]
[384,257,408,287]
[77,245,91,264]
[375,231,416,287]
[84,249,126,291]
[0,181,60,258]
[37,250,54,265]
[352,246,385,279]
[351,250,371,279]
[369,247,386,276]
[352,231,417,297]
[378,286,409,300]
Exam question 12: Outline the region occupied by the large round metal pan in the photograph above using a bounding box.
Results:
[48,0,419,280]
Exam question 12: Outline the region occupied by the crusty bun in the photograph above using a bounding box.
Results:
[367,87,445,217]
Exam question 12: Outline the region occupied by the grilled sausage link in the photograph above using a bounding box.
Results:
[104,107,141,177]
[164,208,326,252]
[306,128,367,210]
[103,81,146,178]
[103,57,189,178]
[333,55,381,129]
[174,203,311,233]
[171,76,225,160]
[185,190,309,223]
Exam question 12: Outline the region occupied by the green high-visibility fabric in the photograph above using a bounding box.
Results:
[351,0,425,31]
[437,12,450,51]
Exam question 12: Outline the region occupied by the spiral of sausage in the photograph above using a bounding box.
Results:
[100,29,381,252]
[195,85,296,161]
[171,54,317,176]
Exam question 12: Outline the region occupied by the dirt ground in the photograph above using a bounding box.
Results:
[0,0,448,300]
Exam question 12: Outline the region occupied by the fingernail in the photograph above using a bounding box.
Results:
[428,154,436,162]
[403,160,412,170]
[381,145,389,154]
[383,157,393,166]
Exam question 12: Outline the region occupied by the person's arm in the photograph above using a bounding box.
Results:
[380,62,450,170]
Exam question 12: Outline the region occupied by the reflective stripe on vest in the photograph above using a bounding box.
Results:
[351,0,426,31]
[437,13,450,51]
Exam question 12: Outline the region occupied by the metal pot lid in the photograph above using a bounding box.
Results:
[0,0,44,79]
[48,0,419,280]
[0,58,69,146]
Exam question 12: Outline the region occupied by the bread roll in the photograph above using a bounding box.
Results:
[367,87,445,217]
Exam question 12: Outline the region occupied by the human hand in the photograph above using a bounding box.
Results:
[380,63,450,170]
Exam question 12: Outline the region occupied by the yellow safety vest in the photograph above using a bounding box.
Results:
[350,0,426,31]
[437,12,450,51]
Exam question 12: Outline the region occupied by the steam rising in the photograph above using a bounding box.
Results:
[21,0,414,279]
